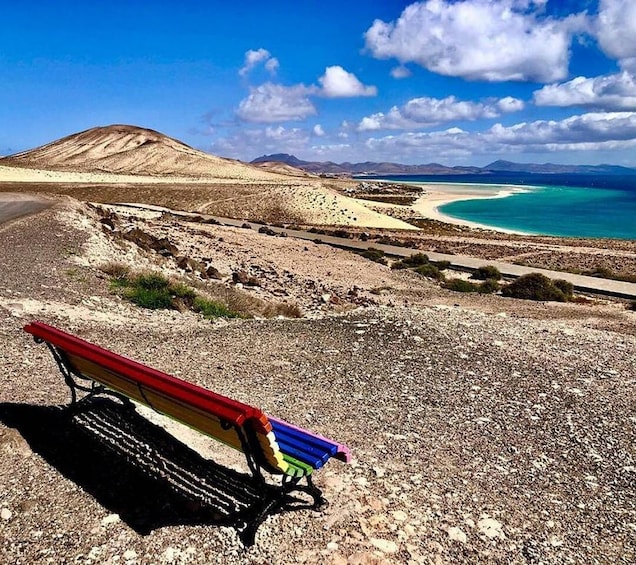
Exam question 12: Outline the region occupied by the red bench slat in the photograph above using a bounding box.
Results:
[24,321,270,432]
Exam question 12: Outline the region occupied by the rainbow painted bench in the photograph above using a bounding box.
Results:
[24,321,350,544]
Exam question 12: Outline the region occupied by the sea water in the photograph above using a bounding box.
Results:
[364,174,636,240]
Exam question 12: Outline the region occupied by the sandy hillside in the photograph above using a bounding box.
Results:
[0,125,287,181]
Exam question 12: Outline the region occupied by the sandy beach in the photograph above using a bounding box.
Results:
[405,182,533,234]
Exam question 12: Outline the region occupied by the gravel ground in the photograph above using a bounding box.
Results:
[1,200,635,564]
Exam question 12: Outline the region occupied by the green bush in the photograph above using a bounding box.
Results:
[502,273,568,302]
[415,264,445,281]
[478,279,500,294]
[553,279,574,298]
[473,265,502,281]
[133,272,170,291]
[124,286,173,309]
[391,253,430,270]
[444,278,478,293]
[432,260,451,271]
[193,296,240,319]
[360,247,387,265]
[170,282,197,300]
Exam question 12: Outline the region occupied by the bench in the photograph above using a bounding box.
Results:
[24,321,350,544]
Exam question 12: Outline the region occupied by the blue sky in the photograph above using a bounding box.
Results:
[1,0,635,166]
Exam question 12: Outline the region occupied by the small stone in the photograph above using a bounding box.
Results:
[371,538,398,553]
[123,549,137,560]
[477,517,505,539]
[373,466,386,478]
[326,541,339,551]
[448,526,467,543]
[392,510,408,522]
[101,513,120,526]
[1,508,12,521]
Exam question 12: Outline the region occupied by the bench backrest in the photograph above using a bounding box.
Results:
[24,321,290,475]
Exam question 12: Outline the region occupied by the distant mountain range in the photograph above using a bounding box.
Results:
[251,154,636,176]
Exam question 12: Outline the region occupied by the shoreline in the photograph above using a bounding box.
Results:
[409,182,534,235]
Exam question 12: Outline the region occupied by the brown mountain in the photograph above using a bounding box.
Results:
[1,124,285,180]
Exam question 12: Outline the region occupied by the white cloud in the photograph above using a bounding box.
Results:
[312,124,325,136]
[596,0,636,70]
[239,48,279,77]
[210,125,311,159]
[534,72,636,111]
[364,0,587,82]
[362,112,636,159]
[390,66,412,79]
[318,66,377,98]
[357,95,524,131]
[236,83,316,123]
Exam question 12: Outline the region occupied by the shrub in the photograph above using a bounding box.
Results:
[628,300,636,311]
[432,260,451,271]
[415,264,445,281]
[478,279,500,294]
[473,265,502,281]
[359,247,387,265]
[193,296,240,319]
[100,262,130,281]
[392,253,430,270]
[444,278,478,293]
[134,272,170,291]
[124,285,173,309]
[553,279,574,298]
[502,273,568,302]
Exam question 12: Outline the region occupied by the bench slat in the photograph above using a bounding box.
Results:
[273,429,333,464]
[25,322,260,427]
[270,417,351,463]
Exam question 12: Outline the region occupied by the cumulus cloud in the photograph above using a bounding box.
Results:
[363,111,636,158]
[390,66,412,79]
[534,72,636,110]
[364,0,587,82]
[236,83,316,123]
[596,0,636,70]
[312,124,325,136]
[239,48,279,77]
[318,66,377,98]
[358,95,524,131]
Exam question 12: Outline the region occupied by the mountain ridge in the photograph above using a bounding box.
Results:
[252,153,636,176]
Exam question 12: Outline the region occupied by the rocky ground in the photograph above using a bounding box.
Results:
[0,198,635,564]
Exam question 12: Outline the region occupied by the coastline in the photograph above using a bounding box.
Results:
[409,182,534,235]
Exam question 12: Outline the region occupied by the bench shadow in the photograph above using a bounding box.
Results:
[0,398,291,543]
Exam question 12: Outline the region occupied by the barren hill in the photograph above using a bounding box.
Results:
[0,125,286,181]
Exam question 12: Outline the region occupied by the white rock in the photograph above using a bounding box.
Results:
[101,514,120,526]
[371,538,398,553]
[448,526,467,543]
[123,549,137,560]
[1,508,12,520]
[477,517,505,539]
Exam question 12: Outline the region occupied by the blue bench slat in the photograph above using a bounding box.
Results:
[271,420,338,457]
[276,438,327,469]
[274,429,333,464]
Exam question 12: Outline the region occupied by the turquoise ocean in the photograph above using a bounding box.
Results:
[363,174,636,240]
